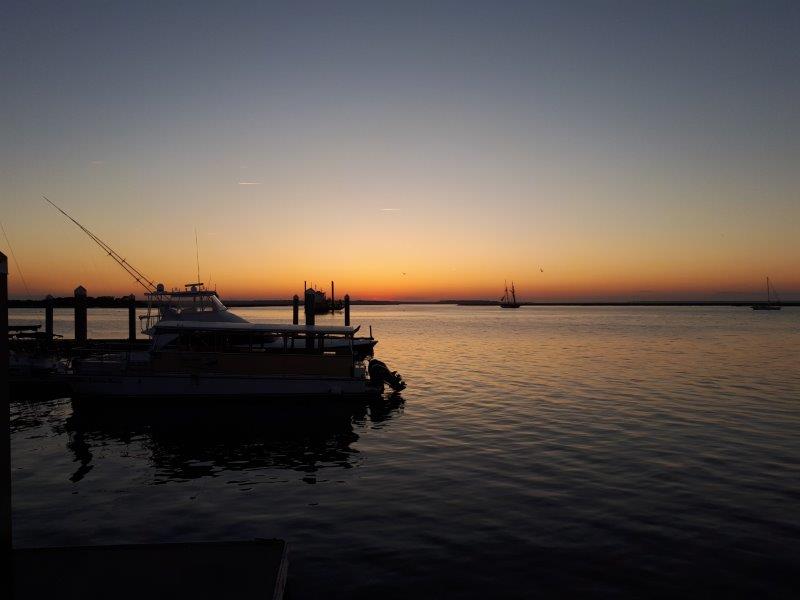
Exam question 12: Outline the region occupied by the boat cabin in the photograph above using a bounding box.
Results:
[141,282,247,333]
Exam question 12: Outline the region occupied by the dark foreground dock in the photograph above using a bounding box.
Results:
[13,539,288,600]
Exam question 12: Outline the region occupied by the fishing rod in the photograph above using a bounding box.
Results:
[43,195,157,293]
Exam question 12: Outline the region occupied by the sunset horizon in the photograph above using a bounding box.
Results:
[5,4,800,598]
[3,2,798,305]
[2,194,798,302]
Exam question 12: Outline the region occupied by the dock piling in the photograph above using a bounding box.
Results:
[344,294,350,326]
[74,285,87,343]
[292,295,299,325]
[1,252,9,555]
[331,280,335,314]
[45,294,54,341]
[304,288,315,348]
[128,294,136,342]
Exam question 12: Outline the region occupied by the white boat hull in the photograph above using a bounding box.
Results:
[69,373,380,400]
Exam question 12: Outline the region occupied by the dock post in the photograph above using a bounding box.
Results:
[292,295,299,325]
[74,285,87,344]
[331,280,335,313]
[128,294,136,343]
[45,294,54,341]
[344,294,350,326]
[304,288,315,348]
[1,252,9,555]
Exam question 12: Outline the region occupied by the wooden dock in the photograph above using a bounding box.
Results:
[13,539,288,600]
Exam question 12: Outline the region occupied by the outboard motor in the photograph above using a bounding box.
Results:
[368,359,406,392]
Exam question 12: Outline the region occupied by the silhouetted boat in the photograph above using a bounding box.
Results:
[8,325,64,375]
[500,281,520,308]
[751,277,781,311]
[309,288,343,314]
[71,319,405,400]
[142,282,376,357]
[43,197,404,399]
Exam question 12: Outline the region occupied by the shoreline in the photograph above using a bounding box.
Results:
[7,298,799,308]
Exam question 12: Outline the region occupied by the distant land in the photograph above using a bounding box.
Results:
[7,296,799,308]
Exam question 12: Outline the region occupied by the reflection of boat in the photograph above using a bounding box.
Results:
[751,277,782,311]
[500,281,520,308]
[64,395,404,483]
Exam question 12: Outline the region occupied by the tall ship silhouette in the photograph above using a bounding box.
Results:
[500,281,520,308]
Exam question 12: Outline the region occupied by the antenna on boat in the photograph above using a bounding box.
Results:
[194,227,201,287]
[42,195,157,293]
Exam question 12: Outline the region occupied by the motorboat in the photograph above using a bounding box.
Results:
[43,197,401,400]
[71,319,405,400]
[141,283,377,357]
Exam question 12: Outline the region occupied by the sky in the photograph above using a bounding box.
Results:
[1,0,798,301]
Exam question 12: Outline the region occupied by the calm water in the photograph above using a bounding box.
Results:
[10,306,800,598]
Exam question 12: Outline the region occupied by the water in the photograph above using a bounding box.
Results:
[10,306,800,597]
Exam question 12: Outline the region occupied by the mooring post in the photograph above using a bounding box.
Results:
[344,294,350,326]
[292,294,299,325]
[304,288,315,348]
[45,294,54,341]
[74,285,87,343]
[331,280,335,313]
[128,294,136,343]
[1,252,10,556]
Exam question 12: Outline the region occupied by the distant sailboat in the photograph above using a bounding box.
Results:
[500,281,520,309]
[752,277,781,311]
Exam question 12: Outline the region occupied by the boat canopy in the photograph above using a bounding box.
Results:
[153,320,361,336]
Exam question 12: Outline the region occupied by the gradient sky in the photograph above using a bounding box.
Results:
[1,1,798,300]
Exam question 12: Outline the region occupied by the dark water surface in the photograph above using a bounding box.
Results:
[10,306,800,598]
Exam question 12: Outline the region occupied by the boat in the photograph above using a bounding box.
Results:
[306,281,343,314]
[43,197,404,400]
[71,319,405,400]
[8,325,64,376]
[500,281,521,308]
[141,282,377,357]
[751,277,782,311]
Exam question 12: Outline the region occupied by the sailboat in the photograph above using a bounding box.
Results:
[500,281,520,308]
[752,277,781,311]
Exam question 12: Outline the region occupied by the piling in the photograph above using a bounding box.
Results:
[344,294,350,326]
[74,285,87,343]
[304,288,315,349]
[292,295,299,325]
[128,294,136,343]
[45,294,54,340]
[1,252,9,554]
[331,280,335,313]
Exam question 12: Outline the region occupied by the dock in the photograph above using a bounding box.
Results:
[13,539,288,600]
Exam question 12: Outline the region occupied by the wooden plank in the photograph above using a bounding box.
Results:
[13,539,288,600]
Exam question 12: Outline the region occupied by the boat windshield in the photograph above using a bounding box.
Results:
[165,293,229,314]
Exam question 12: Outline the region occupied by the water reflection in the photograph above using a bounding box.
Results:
[62,396,404,484]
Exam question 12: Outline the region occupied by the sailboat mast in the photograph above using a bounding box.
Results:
[767,276,770,304]
[511,281,517,304]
